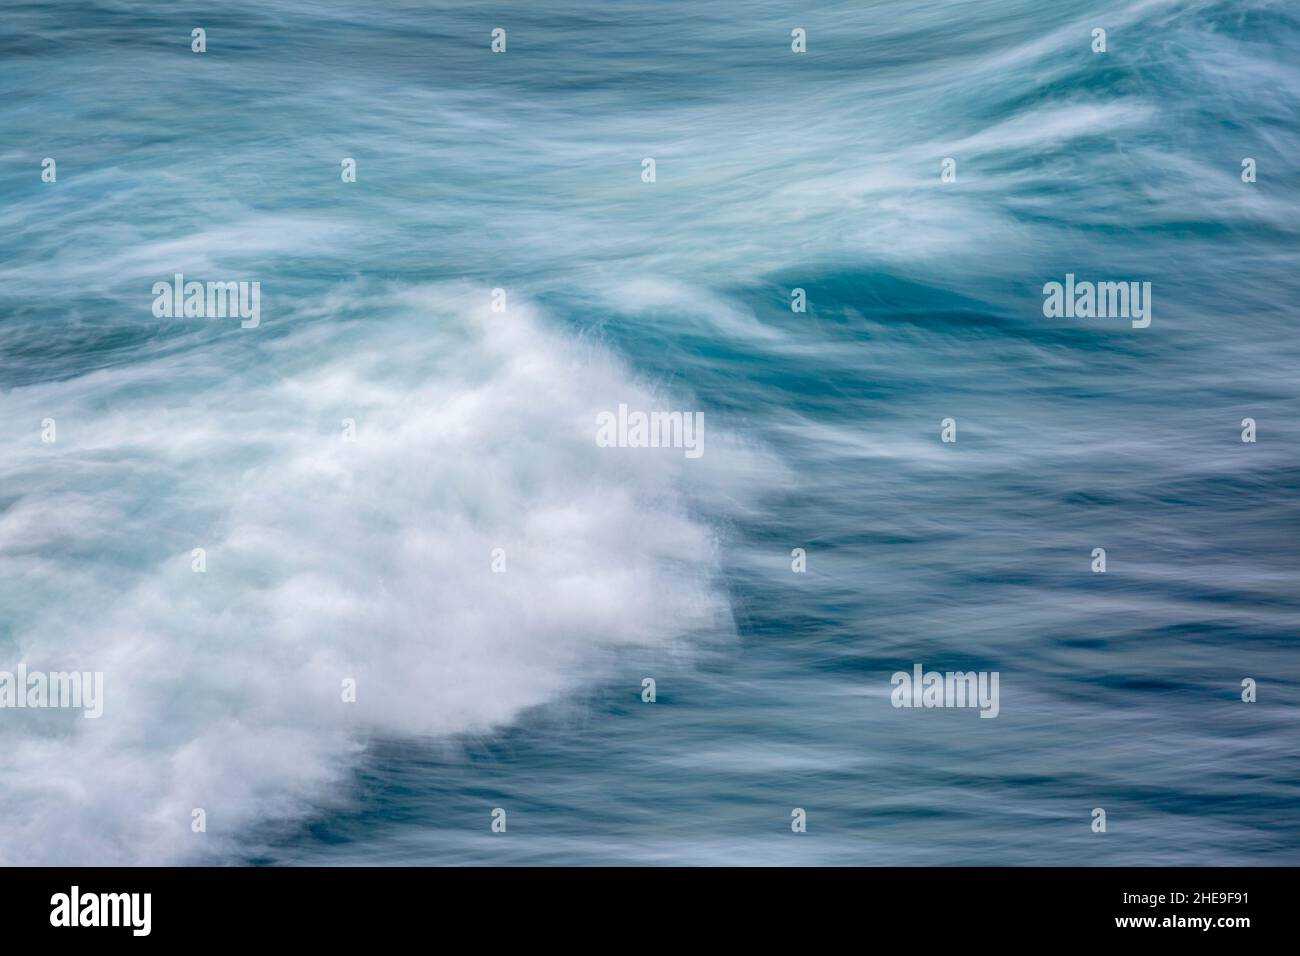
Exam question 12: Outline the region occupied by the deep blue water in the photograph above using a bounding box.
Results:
[1,0,1298,865]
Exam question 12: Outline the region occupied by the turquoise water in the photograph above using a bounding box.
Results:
[1,0,1298,865]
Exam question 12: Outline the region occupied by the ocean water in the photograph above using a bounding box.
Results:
[1,0,1298,866]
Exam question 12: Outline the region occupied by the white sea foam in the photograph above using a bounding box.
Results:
[0,285,757,864]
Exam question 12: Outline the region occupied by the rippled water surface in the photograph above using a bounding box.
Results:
[1,0,1298,865]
